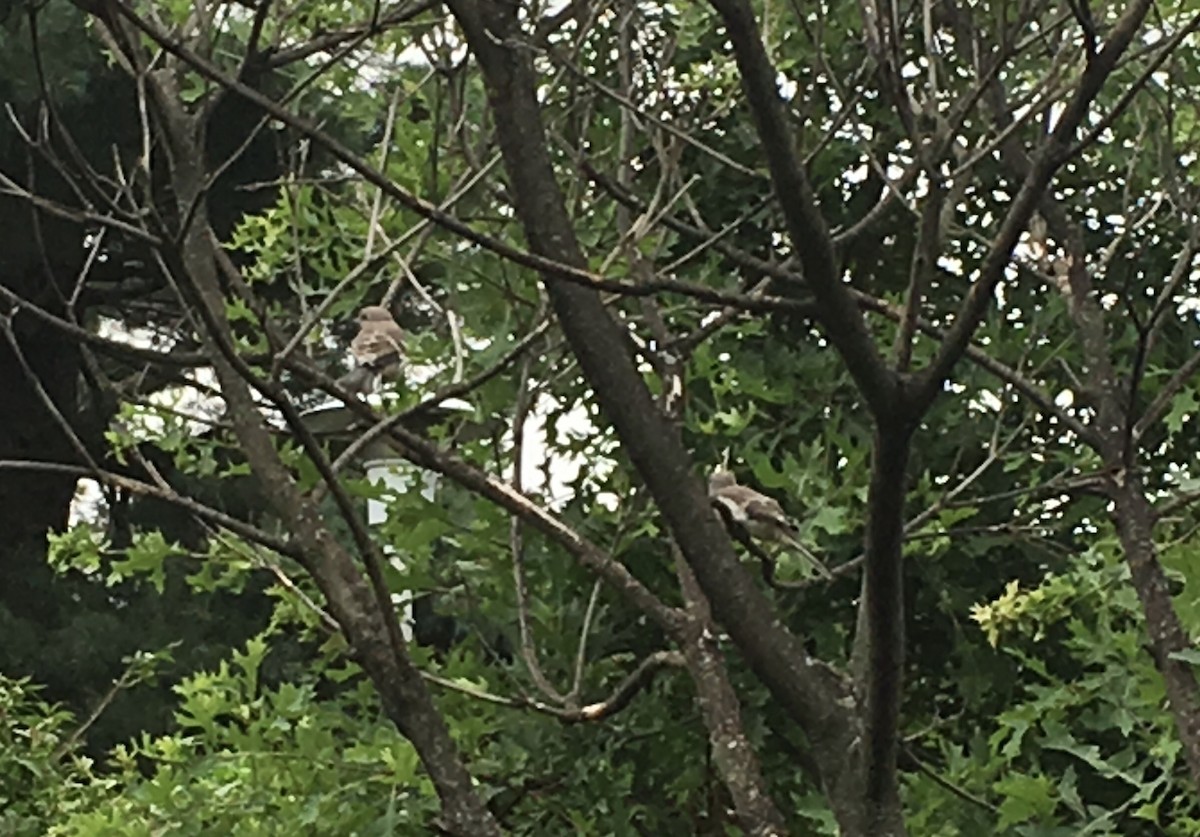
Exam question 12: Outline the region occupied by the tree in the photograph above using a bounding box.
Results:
[3,0,1200,833]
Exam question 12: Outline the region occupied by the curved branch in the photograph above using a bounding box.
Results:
[574,651,686,722]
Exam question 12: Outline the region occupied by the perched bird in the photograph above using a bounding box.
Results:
[708,469,834,580]
[338,305,406,395]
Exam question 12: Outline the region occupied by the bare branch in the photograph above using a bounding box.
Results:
[892,178,944,372]
[709,0,899,414]
[567,580,602,706]
[0,459,297,558]
[909,0,1159,416]
[261,1,442,69]
[509,355,568,704]
[673,547,790,833]
[1069,12,1200,159]
[101,4,808,319]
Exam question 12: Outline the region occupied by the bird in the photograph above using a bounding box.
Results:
[337,305,406,395]
[708,469,834,580]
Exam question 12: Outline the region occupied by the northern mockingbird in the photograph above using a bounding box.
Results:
[708,469,833,580]
[338,305,406,395]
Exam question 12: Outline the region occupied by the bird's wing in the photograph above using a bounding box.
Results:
[712,492,751,524]
[716,485,834,580]
[740,493,797,534]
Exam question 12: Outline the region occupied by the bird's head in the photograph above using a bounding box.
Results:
[358,305,394,323]
[708,469,737,493]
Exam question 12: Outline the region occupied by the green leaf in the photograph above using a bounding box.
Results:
[994,773,1057,829]
[1168,648,1200,665]
[1166,388,1199,434]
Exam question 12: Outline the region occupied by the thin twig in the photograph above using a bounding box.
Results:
[510,354,567,703]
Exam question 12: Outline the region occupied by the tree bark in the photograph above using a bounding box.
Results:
[675,558,790,835]
[444,0,859,777]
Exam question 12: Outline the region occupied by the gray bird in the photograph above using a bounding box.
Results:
[338,305,406,395]
[708,469,834,580]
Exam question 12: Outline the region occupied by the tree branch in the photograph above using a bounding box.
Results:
[908,0,1157,415]
[96,1,810,318]
[708,0,899,414]
[673,546,790,834]
[446,0,857,795]
[0,459,297,557]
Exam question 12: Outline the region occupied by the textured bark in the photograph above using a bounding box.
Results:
[445,2,865,829]
[855,428,912,835]
[446,0,856,762]
[1034,121,1200,795]
[710,0,1161,824]
[675,560,790,835]
[1113,481,1200,782]
[702,0,913,827]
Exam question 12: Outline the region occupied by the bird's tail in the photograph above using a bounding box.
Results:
[780,533,835,580]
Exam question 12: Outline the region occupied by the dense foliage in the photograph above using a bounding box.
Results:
[3,0,1200,833]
